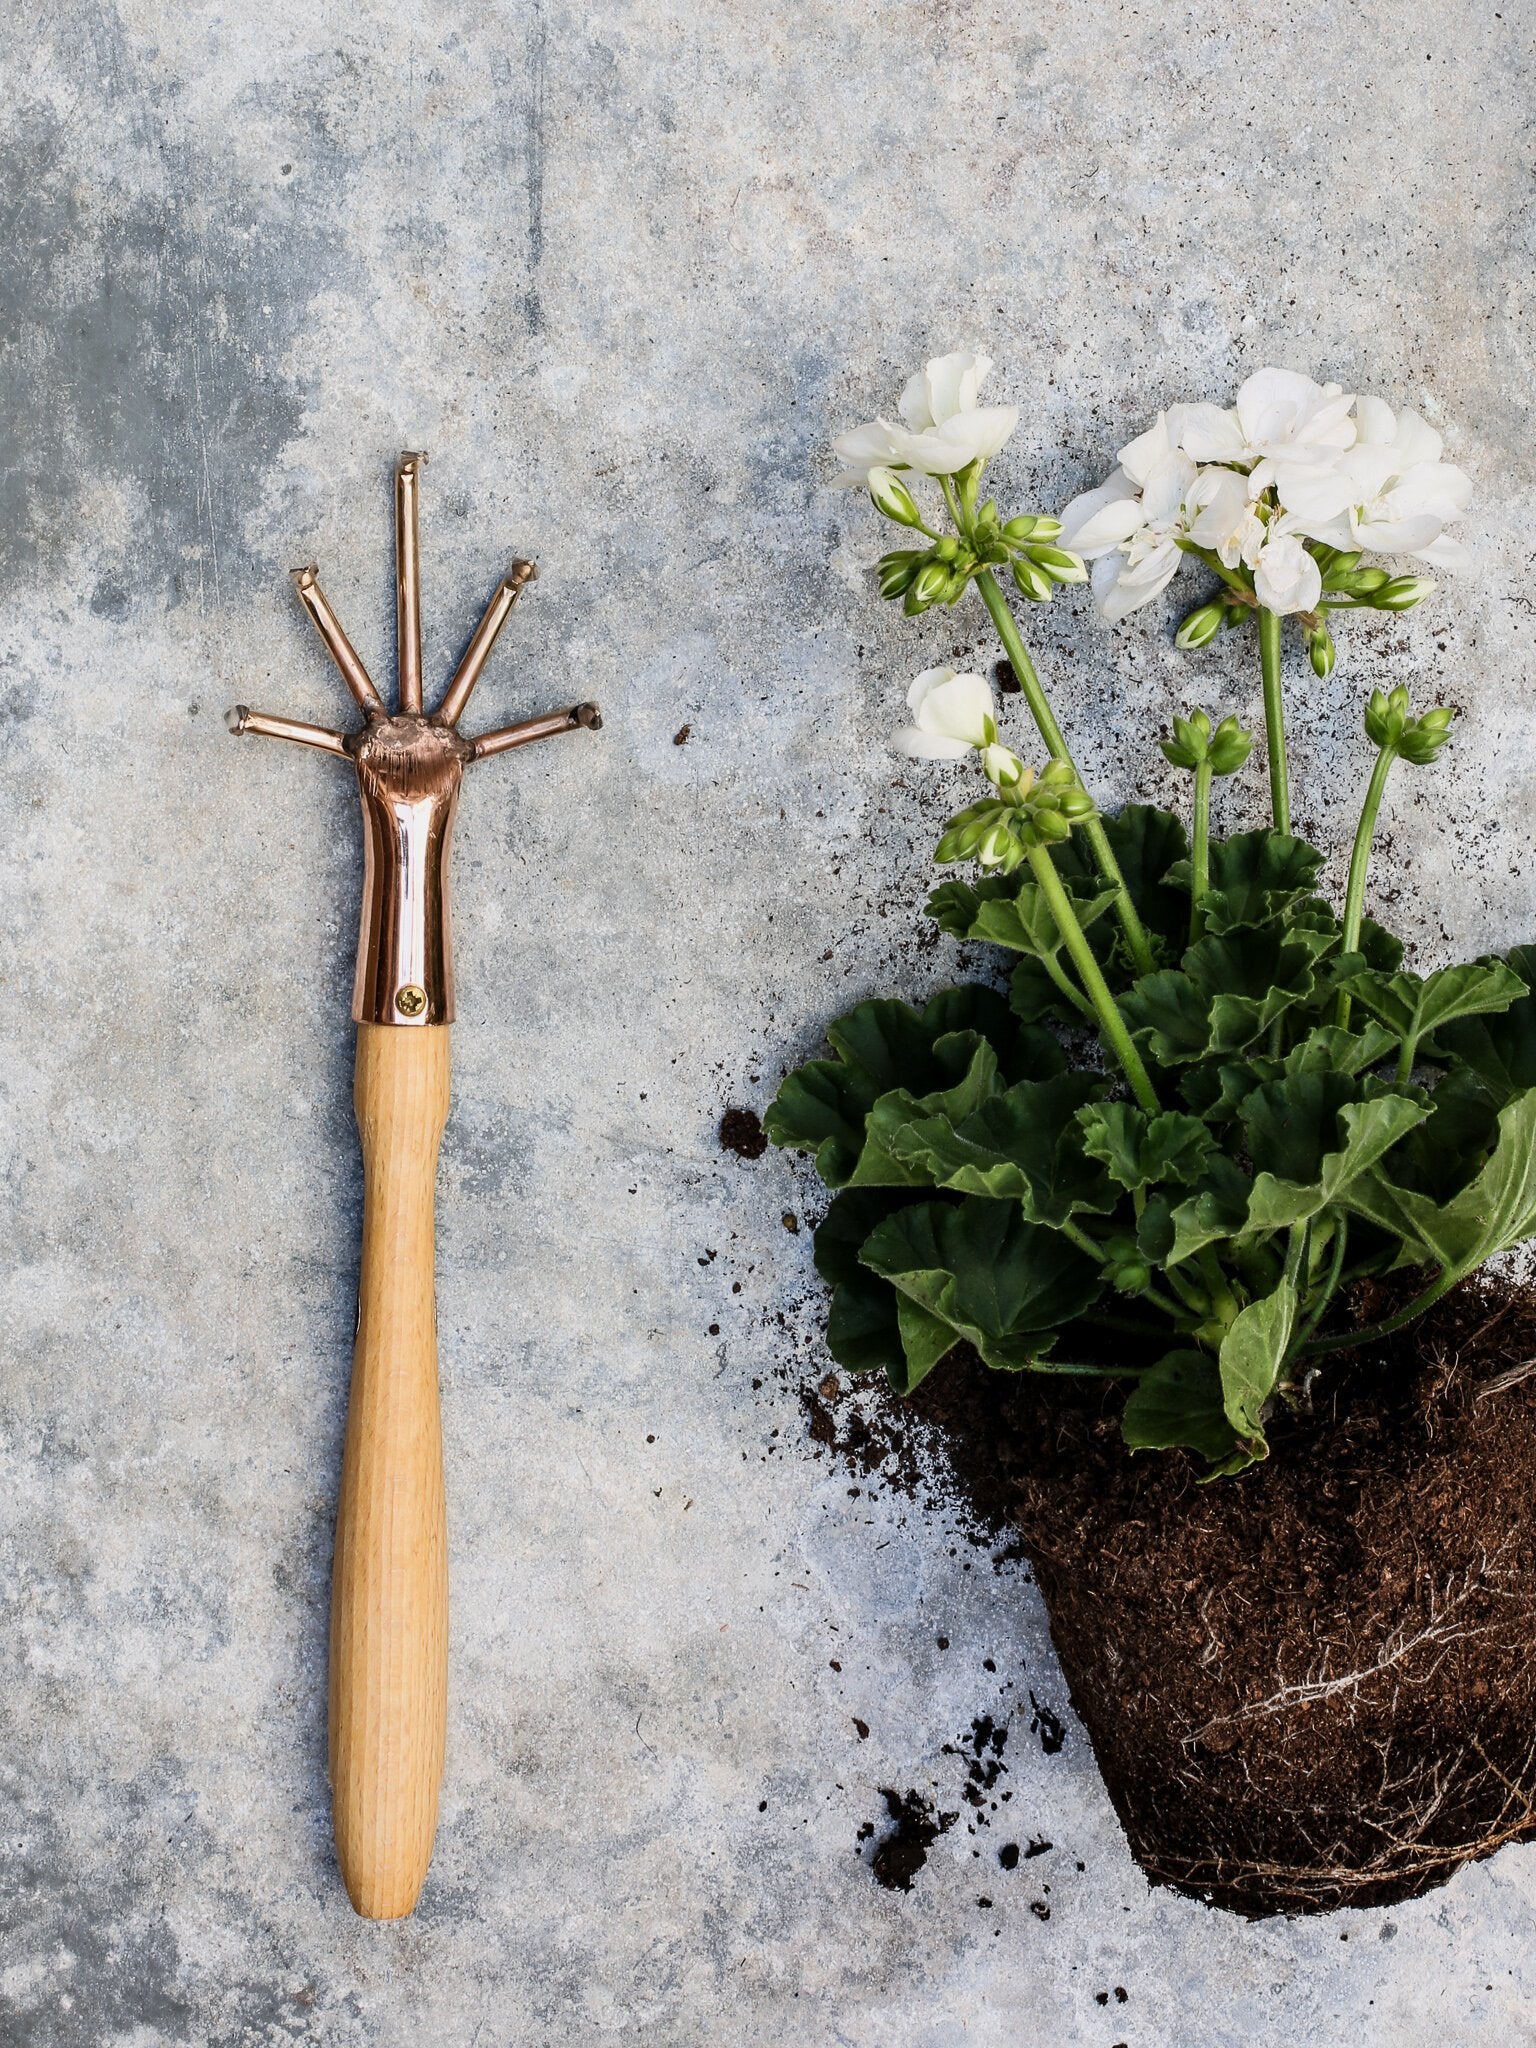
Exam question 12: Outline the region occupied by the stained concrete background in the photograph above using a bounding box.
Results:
[4,2,1536,2042]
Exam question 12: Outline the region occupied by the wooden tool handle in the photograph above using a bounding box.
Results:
[329,1022,451,1919]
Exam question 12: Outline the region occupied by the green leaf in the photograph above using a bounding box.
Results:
[813,1190,927,1376]
[1342,1086,1536,1283]
[766,987,1048,1187]
[853,1036,1003,1187]
[1122,1350,1243,1466]
[1282,1021,1400,1077]
[926,874,1117,959]
[1242,1090,1429,1235]
[1336,961,1529,1058]
[889,1072,1119,1227]
[1120,969,1212,1064]
[859,1197,1103,1373]
[890,1295,962,1394]
[1217,1278,1297,1451]
[1095,804,1192,948]
[1076,1103,1216,1193]
[1165,1155,1254,1266]
[1186,926,1323,1053]
[1385,1065,1500,1203]
[1169,829,1325,933]
[1426,945,1536,1105]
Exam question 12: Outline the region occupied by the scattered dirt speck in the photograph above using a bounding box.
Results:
[718,1107,767,1159]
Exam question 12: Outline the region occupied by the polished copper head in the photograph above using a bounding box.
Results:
[227,454,602,1026]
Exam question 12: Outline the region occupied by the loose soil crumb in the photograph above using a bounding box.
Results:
[718,1106,768,1159]
[805,1274,1536,1916]
[870,1788,957,1891]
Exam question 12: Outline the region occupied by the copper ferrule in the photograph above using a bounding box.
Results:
[229,452,601,1027]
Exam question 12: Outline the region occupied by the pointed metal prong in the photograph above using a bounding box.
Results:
[395,452,426,714]
[291,566,386,719]
[434,560,537,729]
[469,701,601,762]
[226,705,351,758]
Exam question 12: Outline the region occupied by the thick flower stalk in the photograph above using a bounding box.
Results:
[834,352,1155,975]
[1159,710,1253,940]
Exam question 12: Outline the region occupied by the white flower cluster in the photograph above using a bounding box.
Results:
[832,352,1018,486]
[1058,368,1472,622]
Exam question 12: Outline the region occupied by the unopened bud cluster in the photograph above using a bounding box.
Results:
[871,474,1086,616]
[1364,686,1455,765]
[935,758,1096,873]
[1159,709,1253,777]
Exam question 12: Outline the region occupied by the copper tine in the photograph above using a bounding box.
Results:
[469,701,602,762]
[435,560,537,729]
[395,453,426,714]
[292,566,386,719]
[226,705,351,758]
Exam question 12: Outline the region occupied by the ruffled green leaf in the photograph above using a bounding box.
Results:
[1164,1154,1253,1265]
[1425,944,1536,1104]
[926,874,1117,957]
[853,1037,1003,1187]
[1341,1086,1536,1282]
[766,986,1054,1187]
[1076,1102,1216,1193]
[1168,829,1325,934]
[859,1196,1102,1374]
[1336,960,1528,1065]
[812,1190,927,1377]
[1241,1088,1429,1235]
[1122,1349,1244,1467]
[888,1072,1118,1226]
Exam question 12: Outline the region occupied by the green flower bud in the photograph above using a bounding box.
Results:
[939,567,973,606]
[1320,549,1363,584]
[1057,786,1097,820]
[1024,543,1088,585]
[1398,705,1456,766]
[1374,574,1437,613]
[933,535,963,564]
[1026,517,1063,542]
[1031,807,1073,843]
[1001,514,1040,541]
[1364,685,1411,750]
[1159,709,1214,770]
[907,560,950,611]
[876,548,925,599]
[1175,601,1226,651]
[1102,1235,1152,1295]
[1222,601,1250,630]
[1307,625,1336,679]
[1207,714,1254,776]
[867,465,923,528]
[979,542,1012,566]
[1011,557,1053,604]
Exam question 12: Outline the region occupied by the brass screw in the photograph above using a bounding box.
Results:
[395,984,428,1018]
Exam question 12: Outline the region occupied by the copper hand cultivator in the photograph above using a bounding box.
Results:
[228,453,600,1918]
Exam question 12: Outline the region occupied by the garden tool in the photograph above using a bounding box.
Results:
[227,452,600,1918]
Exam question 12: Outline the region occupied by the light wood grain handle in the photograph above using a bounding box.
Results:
[329,1022,451,1919]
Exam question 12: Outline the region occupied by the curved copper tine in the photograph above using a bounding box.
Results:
[395,453,426,714]
[225,706,350,756]
[434,560,537,729]
[292,565,386,719]
[469,701,603,761]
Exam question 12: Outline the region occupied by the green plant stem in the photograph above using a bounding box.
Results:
[975,570,1155,976]
[1258,607,1290,835]
[1303,1261,1457,1356]
[1040,950,1097,1023]
[1060,1219,1106,1261]
[1190,758,1212,944]
[1028,844,1160,1113]
[1335,743,1398,1030]
[1288,1218,1349,1361]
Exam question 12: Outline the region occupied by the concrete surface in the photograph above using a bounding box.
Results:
[4,2,1536,2042]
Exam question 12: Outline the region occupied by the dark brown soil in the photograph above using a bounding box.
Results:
[813,1275,1536,1916]
[718,1106,768,1159]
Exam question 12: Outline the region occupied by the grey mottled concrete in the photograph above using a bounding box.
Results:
[5,3,1536,2042]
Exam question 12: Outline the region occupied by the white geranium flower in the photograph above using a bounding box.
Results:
[833,352,1019,483]
[894,667,998,758]
[1285,396,1473,569]
[1250,531,1322,615]
[1176,368,1357,489]
[1185,467,1262,569]
[1060,416,1215,622]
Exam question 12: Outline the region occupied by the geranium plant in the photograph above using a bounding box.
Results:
[770,357,1535,1476]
